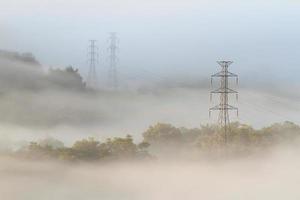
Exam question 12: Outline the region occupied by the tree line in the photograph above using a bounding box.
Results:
[8,121,300,162]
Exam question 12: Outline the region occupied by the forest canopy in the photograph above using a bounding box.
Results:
[7,121,300,162]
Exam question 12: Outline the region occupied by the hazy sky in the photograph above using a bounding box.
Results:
[1,0,300,84]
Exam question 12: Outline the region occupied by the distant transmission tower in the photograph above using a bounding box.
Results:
[87,40,98,88]
[108,32,118,89]
[209,61,238,144]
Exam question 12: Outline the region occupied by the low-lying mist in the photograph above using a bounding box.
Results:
[1,50,300,199]
[1,146,300,200]
[1,50,300,146]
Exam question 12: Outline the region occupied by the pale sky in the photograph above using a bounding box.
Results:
[1,0,299,85]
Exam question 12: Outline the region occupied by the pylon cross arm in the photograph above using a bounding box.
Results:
[209,104,238,111]
[217,61,233,66]
[211,71,238,78]
[211,88,238,94]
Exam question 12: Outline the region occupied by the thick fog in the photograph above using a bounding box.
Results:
[1,1,300,199]
[0,50,299,148]
[1,146,300,200]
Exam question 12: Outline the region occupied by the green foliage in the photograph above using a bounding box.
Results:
[14,121,300,161]
[142,121,300,157]
[104,135,138,158]
[143,123,183,145]
[259,121,300,143]
[38,137,64,149]
[17,135,150,162]
[23,142,56,159]
[72,137,104,161]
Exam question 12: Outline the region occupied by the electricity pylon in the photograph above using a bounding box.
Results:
[108,32,118,89]
[87,40,98,88]
[209,61,238,144]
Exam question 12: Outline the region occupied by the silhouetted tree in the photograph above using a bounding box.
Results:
[48,66,85,90]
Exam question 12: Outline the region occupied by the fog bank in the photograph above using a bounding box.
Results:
[1,146,300,200]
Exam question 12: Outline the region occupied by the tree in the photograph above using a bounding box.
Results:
[260,121,300,144]
[138,142,150,150]
[143,123,183,145]
[38,137,64,149]
[48,66,85,90]
[105,135,138,158]
[24,142,55,159]
[72,137,103,161]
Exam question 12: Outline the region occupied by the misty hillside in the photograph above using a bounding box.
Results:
[0,50,85,92]
[0,50,298,142]
[0,50,40,66]
[2,1,300,199]
[0,50,94,128]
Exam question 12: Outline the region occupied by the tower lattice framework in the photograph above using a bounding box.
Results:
[209,61,238,143]
[108,32,118,89]
[87,40,98,88]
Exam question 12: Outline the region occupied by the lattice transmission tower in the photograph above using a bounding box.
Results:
[209,61,238,144]
[108,32,118,89]
[87,40,98,88]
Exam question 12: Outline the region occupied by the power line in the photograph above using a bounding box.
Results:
[108,32,118,89]
[209,61,238,144]
[87,40,98,88]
